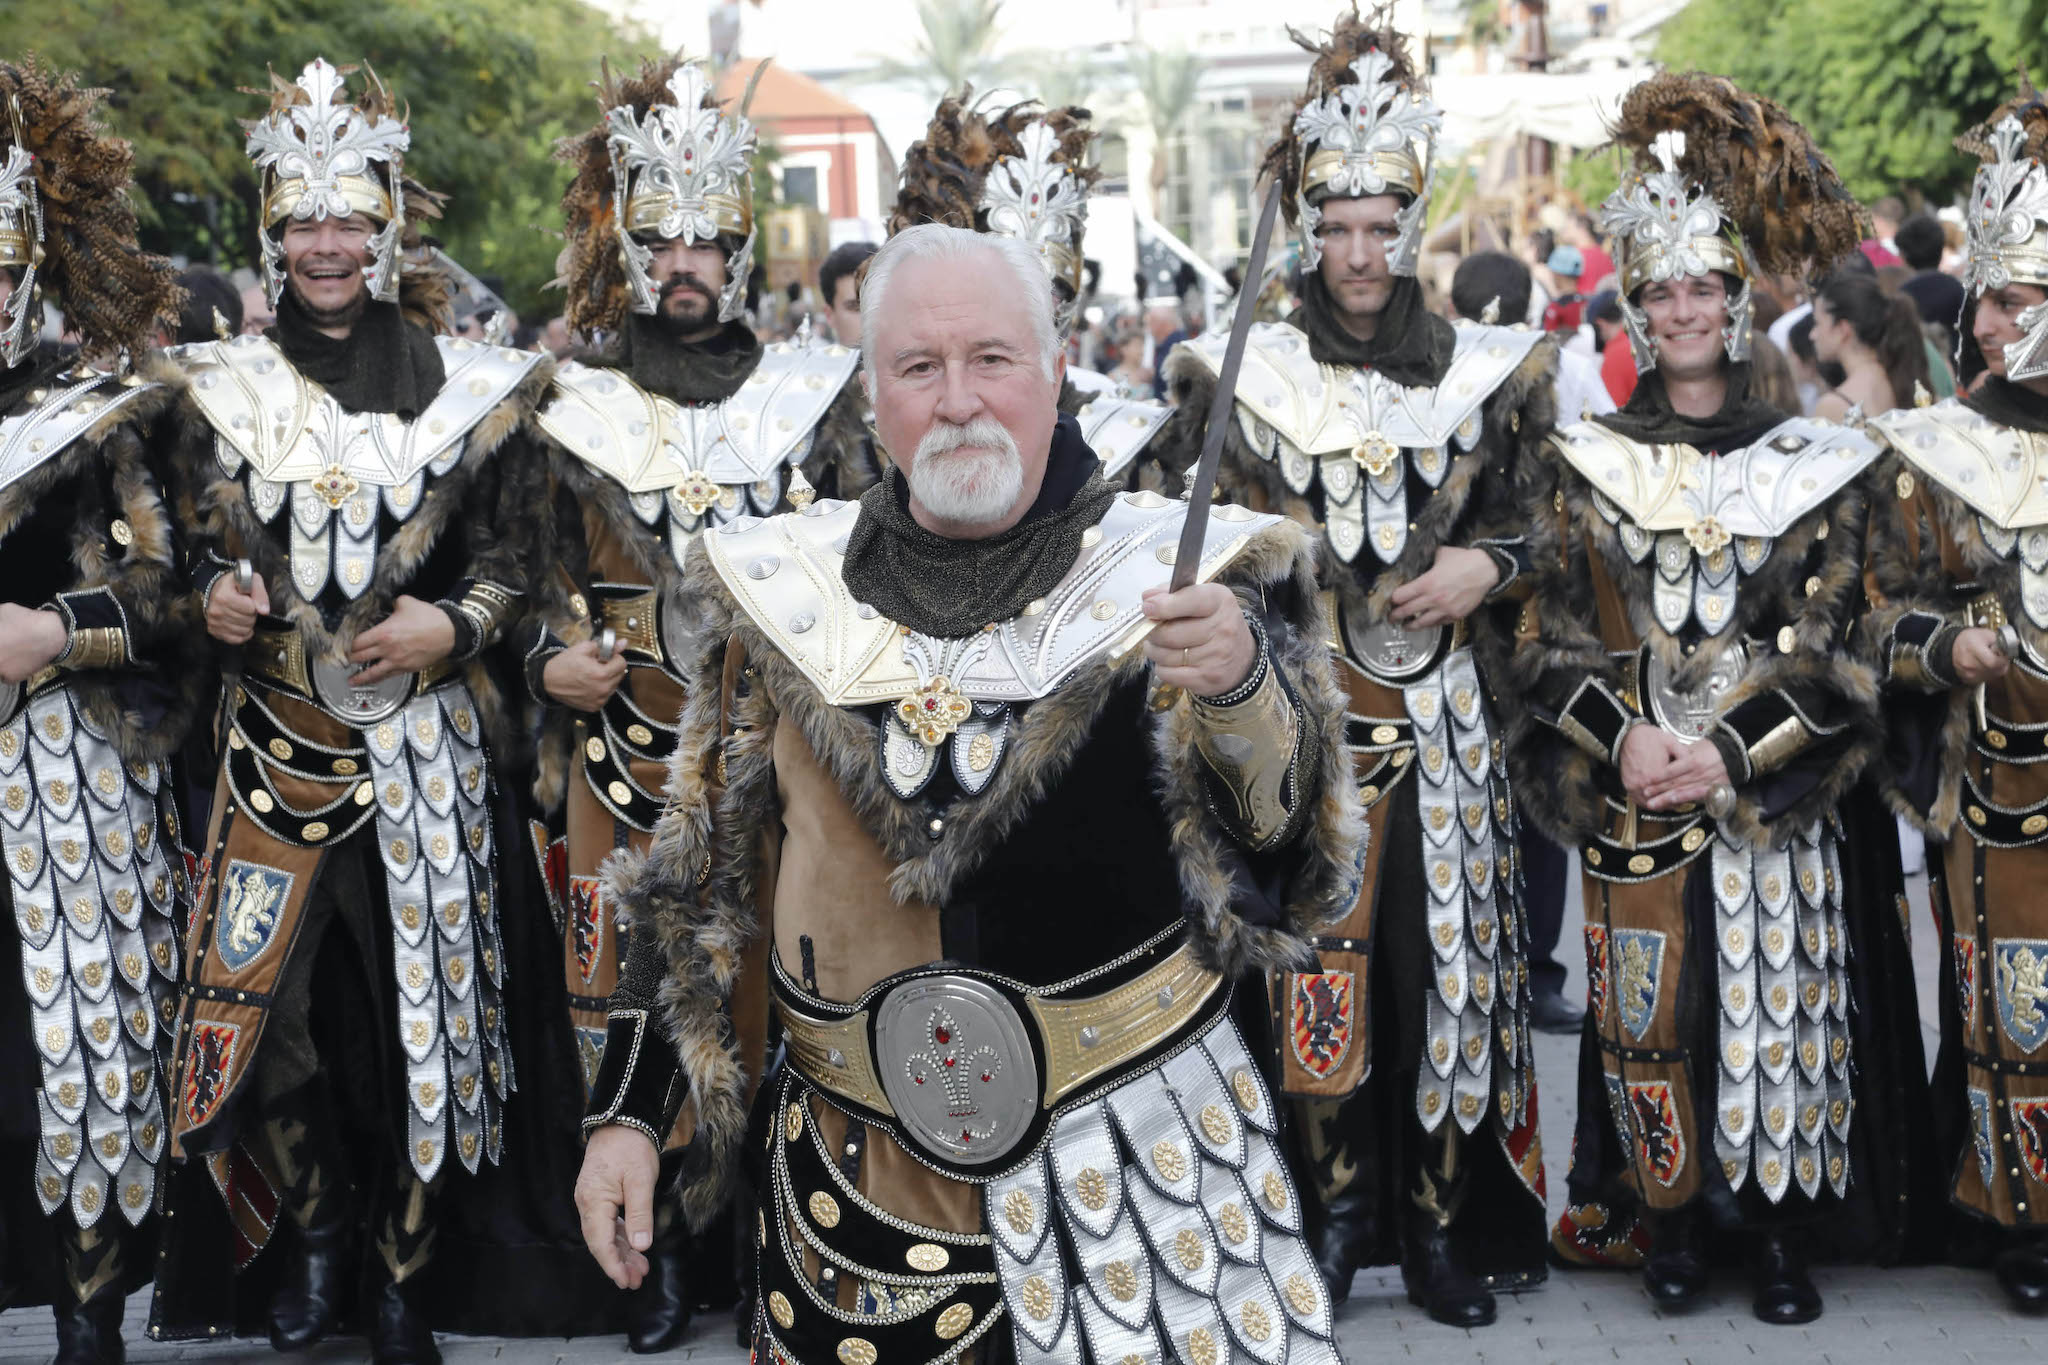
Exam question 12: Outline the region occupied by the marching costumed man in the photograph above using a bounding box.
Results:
[574,222,1364,1365]
[0,59,196,1365]
[888,92,1173,488]
[1513,72,1931,1324]
[147,59,594,1363]
[1159,9,1558,1323]
[527,53,874,1353]
[1864,78,2048,1313]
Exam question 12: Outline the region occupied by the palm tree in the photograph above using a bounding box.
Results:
[872,0,1005,98]
[1129,45,1203,209]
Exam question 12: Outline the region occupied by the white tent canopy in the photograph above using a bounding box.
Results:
[1433,65,1657,153]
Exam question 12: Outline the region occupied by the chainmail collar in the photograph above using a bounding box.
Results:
[597,314,762,405]
[841,412,1119,639]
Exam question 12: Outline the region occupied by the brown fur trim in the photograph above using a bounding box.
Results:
[1608,71,1865,280]
[1958,75,2048,164]
[1261,5,1423,226]
[604,514,1360,1222]
[889,91,1099,239]
[0,59,181,358]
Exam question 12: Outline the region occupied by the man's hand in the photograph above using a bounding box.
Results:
[1951,626,2012,685]
[544,640,630,712]
[0,605,70,683]
[1142,583,1257,696]
[1387,547,1501,630]
[576,1124,659,1290]
[1641,737,1732,811]
[349,595,458,685]
[205,570,269,646]
[1618,724,1688,806]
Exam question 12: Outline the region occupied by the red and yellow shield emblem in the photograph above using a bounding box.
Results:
[1290,971,1355,1077]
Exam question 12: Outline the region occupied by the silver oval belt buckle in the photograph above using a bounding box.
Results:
[1642,639,1749,741]
[1351,618,1447,681]
[311,652,414,725]
[873,975,1039,1167]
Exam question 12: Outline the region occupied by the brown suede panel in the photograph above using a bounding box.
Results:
[807,1093,984,1238]
[769,720,941,1003]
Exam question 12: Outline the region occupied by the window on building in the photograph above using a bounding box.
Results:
[783,165,819,210]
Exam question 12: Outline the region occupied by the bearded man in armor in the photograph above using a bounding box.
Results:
[1513,73,1932,1324]
[525,53,876,1354]
[888,92,1173,489]
[148,59,594,1364]
[574,221,1364,1365]
[0,59,196,1365]
[1865,78,2048,1314]
[1158,10,1559,1324]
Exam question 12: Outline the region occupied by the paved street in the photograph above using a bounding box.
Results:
[7,852,2029,1363]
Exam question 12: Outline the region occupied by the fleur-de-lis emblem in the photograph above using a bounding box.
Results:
[898,676,972,748]
[903,1006,1002,1132]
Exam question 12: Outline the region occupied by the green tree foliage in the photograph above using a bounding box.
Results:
[1655,0,2048,207]
[3,0,669,321]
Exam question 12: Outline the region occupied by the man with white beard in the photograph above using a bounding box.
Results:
[573,223,1365,1364]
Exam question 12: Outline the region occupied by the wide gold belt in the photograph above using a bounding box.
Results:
[776,940,1222,1130]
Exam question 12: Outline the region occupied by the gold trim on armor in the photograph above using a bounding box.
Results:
[599,590,663,657]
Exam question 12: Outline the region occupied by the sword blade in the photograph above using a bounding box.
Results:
[1170,181,1284,592]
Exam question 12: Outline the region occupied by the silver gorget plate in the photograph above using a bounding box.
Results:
[1643,639,1749,741]
[311,655,413,725]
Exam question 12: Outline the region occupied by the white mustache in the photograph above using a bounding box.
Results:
[915,417,1017,463]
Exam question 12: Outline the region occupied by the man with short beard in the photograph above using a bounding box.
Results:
[1865,81,2048,1313]
[524,57,873,1352]
[149,59,588,1364]
[0,59,199,1365]
[1159,11,1557,1323]
[574,223,1362,1365]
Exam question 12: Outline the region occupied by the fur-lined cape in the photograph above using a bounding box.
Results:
[1958,73,2048,164]
[1606,70,1866,281]
[601,516,1364,1226]
[556,55,742,339]
[887,89,1099,242]
[1259,5,1422,222]
[243,62,455,333]
[0,58,180,359]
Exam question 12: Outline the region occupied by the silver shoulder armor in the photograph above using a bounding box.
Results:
[1872,397,2048,531]
[702,490,1285,707]
[1074,393,1172,482]
[0,372,157,495]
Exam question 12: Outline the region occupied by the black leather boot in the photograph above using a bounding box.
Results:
[367,1169,443,1365]
[627,1216,693,1354]
[366,1274,442,1365]
[1995,1238,2048,1312]
[1641,1207,1709,1309]
[1399,1129,1495,1328]
[54,1222,126,1365]
[1751,1228,1822,1325]
[1312,1187,1375,1304]
[263,1091,356,1351]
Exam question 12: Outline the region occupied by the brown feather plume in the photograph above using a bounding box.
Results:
[0,57,180,360]
[557,54,730,339]
[1608,70,1865,280]
[1261,4,1421,222]
[887,88,1099,240]
[1957,71,2048,166]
